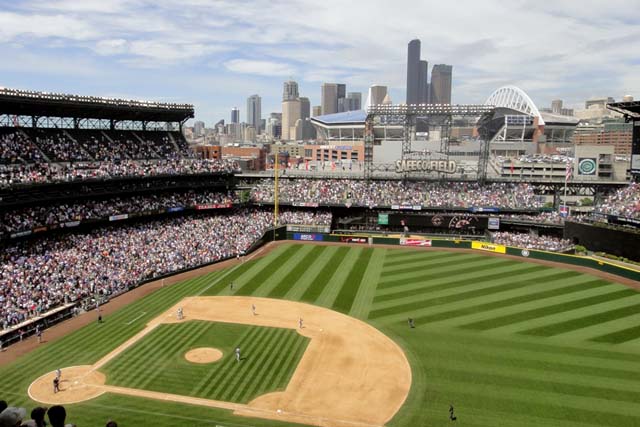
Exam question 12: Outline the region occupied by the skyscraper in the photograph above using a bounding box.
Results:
[337,84,347,112]
[312,106,322,117]
[283,80,299,101]
[366,85,388,109]
[231,107,239,124]
[246,95,261,133]
[321,83,338,115]
[282,99,301,141]
[430,64,452,104]
[551,100,563,114]
[299,97,311,121]
[419,60,429,103]
[193,121,205,137]
[346,92,362,111]
[406,39,429,104]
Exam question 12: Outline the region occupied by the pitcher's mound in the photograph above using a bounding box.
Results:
[185,347,223,363]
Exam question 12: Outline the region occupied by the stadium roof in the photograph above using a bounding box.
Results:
[0,88,194,122]
[607,101,640,119]
[539,111,580,125]
[485,85,545,125]
[311,110,367,126]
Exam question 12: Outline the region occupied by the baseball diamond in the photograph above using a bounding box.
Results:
[1,242,639,426]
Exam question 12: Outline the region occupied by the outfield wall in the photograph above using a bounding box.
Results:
[287,232,640,282]
[564,221,640,262]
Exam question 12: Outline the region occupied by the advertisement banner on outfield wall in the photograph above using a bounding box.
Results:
[292,233,324,241]
[340,236,368,244]
[471,241,506,254]
[399,238,432,247]
[109,214,129,222]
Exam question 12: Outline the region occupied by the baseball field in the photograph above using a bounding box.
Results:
[2,242,640,426]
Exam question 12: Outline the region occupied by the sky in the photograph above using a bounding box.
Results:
[0,0,639,125]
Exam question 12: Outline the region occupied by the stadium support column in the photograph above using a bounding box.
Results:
[478,136,491,185]
[364,115,375,182]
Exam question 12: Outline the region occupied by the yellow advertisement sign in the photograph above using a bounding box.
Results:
[471,241,506,254]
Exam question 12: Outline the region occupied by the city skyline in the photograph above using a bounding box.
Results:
[0,1,638,123]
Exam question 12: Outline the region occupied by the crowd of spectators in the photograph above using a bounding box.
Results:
[491,231,574,252]
[0,130,44,164]
[0,208,331,329]
[251,179,543,209]
[499,211,567,224]
[0,401,87,427]
[0,190,239,234]
[278,210,332,226]
[0,158,239,187]
[2,128,190,163]
[595,183,640,219]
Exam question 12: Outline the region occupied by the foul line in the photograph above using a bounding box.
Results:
[124,312,147,325]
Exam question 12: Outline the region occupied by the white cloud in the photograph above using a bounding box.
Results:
[2,0,640,111]
[224,59,297,77]
[0,12,99,42]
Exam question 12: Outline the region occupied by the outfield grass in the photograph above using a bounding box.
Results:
[2,243,640,427]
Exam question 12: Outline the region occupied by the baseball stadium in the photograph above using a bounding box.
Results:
[1,86,640,427]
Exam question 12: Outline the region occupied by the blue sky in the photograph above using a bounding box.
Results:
[0,0,639,125]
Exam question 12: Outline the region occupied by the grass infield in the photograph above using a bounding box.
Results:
[2,244,640,427]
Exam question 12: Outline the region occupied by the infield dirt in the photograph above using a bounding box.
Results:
[29,296,412,427]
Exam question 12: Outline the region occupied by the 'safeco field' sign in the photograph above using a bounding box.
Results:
[395,159,457,174]
[471,241,506,254]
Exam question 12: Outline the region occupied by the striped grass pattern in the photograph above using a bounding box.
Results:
[1,245,639,427]
[103,321,308,403]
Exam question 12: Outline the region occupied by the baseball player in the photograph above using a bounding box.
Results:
[56,368,61,380]
[53,377,60,394]
[235,347,241,362]
[408,318,415,328]
[177,307,183,320]
[36,328,42,343]
[449,404,457,421]
[298,317,303,329]
[251,304,256,315]
[229,282,234,291]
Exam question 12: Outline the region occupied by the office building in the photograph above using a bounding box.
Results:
[282,99,301,141]
[246,95,261,133]
[430,64,452,104]
[283,80,299,101]
[300,97,311,120]
[312,106,322,117]
[346,92,362,111]
[231,107,239,124]
[366,85,388,109]
[321,83,338,115]
[406,39,429,104]
[551,99,563,114]
[586,97,615,109]
[193,121,205,137]
[574,121,633,155]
